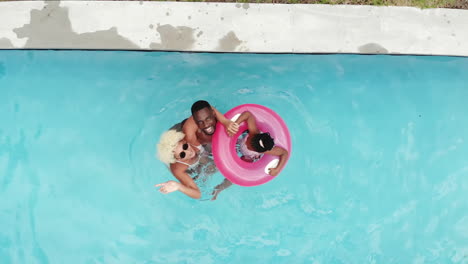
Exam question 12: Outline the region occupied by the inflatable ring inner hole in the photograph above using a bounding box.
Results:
[234,130,264,163]
[230,113,266,164]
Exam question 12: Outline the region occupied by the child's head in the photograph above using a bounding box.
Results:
[251,132,275,153]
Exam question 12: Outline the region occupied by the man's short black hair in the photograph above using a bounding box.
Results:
[191,100,212,116]
[251,133,275,153]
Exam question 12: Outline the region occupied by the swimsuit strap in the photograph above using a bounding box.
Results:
[176,160,191,166]
[176,153,202,169]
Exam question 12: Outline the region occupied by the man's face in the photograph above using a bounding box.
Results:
[193,107,217,135]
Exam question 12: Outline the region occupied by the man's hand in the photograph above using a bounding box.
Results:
[226,121,239,137]
[155,181,180,194]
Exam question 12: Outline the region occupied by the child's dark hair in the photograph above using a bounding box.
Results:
[251,133,275,153]
[191,100,211,115]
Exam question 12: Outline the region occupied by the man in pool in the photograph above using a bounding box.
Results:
[168,100,239,146]
[183,100,238,147]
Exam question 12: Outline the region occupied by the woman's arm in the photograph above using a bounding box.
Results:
[155,163,201,199]
[264,146,289,177]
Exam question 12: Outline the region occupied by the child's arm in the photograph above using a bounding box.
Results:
[235,111,260,136]
[264,146,289,176]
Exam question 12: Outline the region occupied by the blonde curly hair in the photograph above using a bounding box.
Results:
[156,129,185,165]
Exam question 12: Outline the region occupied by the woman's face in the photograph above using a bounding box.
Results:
[174,140,196,161]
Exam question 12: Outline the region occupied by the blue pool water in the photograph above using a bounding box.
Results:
[1,51,468,264]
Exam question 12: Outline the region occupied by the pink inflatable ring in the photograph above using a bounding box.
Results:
[212,104,291,186]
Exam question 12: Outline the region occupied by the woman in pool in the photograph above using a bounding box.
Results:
[212,110,289,200]
[155,129,206,199]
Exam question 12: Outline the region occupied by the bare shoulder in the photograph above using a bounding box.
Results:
[170,162,188,174]
[183,116,197,132]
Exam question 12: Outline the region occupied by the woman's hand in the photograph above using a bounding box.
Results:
[155,181,181,194]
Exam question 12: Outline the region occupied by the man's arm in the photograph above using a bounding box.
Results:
[211,178,233,201]
[213,107,239,136]
[182,118,202,147]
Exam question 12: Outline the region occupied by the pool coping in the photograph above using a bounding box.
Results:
[0,1,467,56]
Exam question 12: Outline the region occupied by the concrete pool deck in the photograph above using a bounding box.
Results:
[0,1,467,56]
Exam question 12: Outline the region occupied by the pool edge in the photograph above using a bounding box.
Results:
[0,1,467,57]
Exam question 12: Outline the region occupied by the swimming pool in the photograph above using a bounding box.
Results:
[1,50,467,263]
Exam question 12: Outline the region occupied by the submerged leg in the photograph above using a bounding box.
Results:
[211,178,233,201]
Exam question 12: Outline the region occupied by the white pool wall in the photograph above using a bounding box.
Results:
[0,1,467,56]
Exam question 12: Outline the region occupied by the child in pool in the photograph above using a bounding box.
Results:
[212,110,289,200]
[234,111,289,175]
